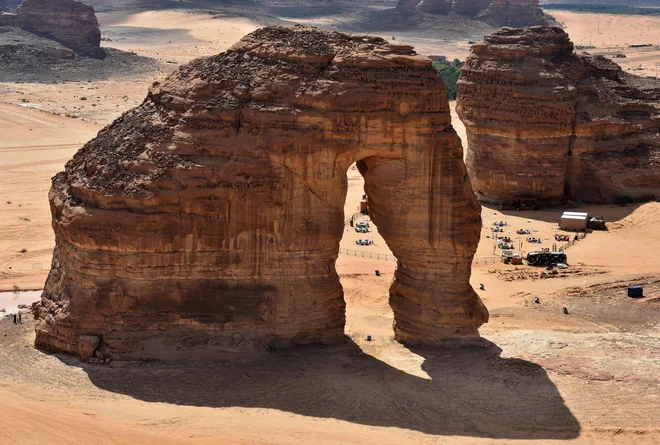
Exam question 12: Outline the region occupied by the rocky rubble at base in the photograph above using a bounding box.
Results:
[0,0,104,58]
[457,26,660,204]
[33,25,486,360]
[397,0,546,27]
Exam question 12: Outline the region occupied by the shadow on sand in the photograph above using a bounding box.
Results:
[61,339,580,440]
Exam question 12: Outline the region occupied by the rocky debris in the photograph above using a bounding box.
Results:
[33,25,487,360]
[0,0,104,58]
[396,0,546,27]
[457,26,660,204]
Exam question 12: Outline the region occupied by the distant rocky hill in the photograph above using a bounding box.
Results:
[397,0,546,27]
[0,0,105,58]
[540,0,660,6]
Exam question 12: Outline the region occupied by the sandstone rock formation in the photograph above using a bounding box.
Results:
[33,26,487,360]
[397,0,546,27]
[452,0,491,16]
[0,0,104,58]
[457,26,660,204]
[476,0,545,28]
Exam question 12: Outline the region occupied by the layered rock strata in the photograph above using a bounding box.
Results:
[476,0,545,28]
[33,26,487,360]
[397,0,546,27]
[0,0,104,58]
[457,26,660,204]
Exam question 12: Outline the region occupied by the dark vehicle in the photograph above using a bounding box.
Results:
[526,251,567,267]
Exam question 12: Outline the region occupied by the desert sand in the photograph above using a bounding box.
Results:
[1,3,659,444]
[552,10,660,78]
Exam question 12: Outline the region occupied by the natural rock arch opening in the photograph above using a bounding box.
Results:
[33,26,488,360]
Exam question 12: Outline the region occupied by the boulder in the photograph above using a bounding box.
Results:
[457,26,660,204]
[33,26,487,360]
[76,335,100,360]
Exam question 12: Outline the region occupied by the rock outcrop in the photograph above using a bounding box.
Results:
[397,0,546,27]
[0,0,104,58]
[33,26,487,360]
[452,0,491,16]
[457,26,660,204]
[476,0,545,28]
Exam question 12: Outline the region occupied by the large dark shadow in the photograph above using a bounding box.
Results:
[61,339,580,440]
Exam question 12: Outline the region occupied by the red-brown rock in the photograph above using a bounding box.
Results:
[13,0,104,58]
[33,26,487,360]
[457,26,660,204]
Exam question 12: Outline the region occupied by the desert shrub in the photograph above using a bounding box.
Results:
[433,58,464,100]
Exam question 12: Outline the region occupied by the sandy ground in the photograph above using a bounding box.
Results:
[552,10,660,78]
[1,100,659,444]
[0,103,101,292]
[1,4,660,444]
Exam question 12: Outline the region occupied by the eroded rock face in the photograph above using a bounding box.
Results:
[13,0,104,58]
[33,26,487,360]
[417,0,453,14]
[457,26,660,204]
[397,0,545,27]
[476,0,545,28]
[452,0,491,16]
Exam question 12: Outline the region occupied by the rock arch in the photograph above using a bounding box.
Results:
[33,26,487,360]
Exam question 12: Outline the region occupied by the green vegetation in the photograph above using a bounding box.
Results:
[542,4,660,16]
[433,58,464,100]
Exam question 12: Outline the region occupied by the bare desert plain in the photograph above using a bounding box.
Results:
[1,2,660,444]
